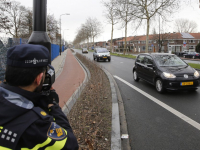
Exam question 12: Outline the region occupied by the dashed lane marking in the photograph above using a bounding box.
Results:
[114,75,200,131]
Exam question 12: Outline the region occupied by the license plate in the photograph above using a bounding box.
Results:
[103,57,107,58]
[181,82,193,86]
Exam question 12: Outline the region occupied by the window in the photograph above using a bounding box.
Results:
[144,56,153,65]
[148,46,152,51]
[169,40,174,43]
[142,46,145,51]
[148,40,152,43]
[136,55,145,64]
[138,41,140,44]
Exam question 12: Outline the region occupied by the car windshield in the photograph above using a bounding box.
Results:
[97,49,109,53]
[154,55,187,67]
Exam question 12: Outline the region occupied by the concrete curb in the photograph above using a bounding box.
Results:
[103,69,121,150]
[62,52,91,116]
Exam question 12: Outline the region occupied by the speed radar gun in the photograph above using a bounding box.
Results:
[42,64,55,92]
[27,0,54,94]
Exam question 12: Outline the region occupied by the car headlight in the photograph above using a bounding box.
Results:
[194,70,200,78]
[107,53,110,56]
[98,54,101,57]
[163,72,176,78]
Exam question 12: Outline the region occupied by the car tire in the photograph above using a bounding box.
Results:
[93,57,95,60]
[108,58,111,62]
[133,70,140,82]
[192,56,195,59]
[97,58,99,62]
[155,78,165,93]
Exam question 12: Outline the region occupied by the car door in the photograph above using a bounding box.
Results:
[143,55,155,83]
[135,54,145,79]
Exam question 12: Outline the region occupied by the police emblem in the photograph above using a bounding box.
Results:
[40,111,47,116]
[47,122,67,140]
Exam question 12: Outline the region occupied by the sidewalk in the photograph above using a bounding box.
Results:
[51,49,85,108]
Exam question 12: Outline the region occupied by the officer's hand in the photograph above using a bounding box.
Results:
[47,87,59,106]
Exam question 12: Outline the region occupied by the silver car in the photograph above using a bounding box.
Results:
[93,48,111,62]
[82,48,88,53]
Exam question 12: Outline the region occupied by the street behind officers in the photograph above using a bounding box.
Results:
[0,44,79,150]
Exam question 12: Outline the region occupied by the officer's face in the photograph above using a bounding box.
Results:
[34,72,45,93]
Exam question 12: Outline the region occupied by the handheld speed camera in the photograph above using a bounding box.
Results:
[42,64,55,92]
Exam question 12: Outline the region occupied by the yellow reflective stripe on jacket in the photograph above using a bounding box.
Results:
[0,146,12,150]
[45,129,68,150]
[21,137,52,150]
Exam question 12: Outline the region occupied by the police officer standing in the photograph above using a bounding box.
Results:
[0,44,79,150]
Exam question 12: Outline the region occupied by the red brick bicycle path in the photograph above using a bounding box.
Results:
[53,50,85,108]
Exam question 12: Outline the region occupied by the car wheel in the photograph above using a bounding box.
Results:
[133,70,140,82]
[108,59,111,62]
[155,78,165,93]
[192,56,195,59]
[97,58,99,62]
[93,57,95,60]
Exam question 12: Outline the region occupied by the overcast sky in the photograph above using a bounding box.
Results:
[12,0,200,42]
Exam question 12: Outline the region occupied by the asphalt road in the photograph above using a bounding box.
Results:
[74,49,200,150]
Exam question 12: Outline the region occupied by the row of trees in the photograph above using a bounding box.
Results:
[101,0,180,54]
[0,0,59,44]
[101,0,197,54]
[73,17,102,49]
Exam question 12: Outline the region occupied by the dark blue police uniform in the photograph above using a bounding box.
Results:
[0,44,79,150]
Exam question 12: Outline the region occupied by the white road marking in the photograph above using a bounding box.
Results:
[114,75,200,131]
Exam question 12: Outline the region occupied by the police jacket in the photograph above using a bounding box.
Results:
[0,83,79,150]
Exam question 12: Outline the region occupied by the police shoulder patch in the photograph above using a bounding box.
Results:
[47,122,67,140]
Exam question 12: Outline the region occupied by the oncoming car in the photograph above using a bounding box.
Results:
[133,53,200,93]
[93,48,111,62]
[82,48,88,53]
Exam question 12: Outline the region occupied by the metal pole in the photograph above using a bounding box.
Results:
[159,15,160,53]
[60,16,61,55]
[28,0,51,62]
[59,14,70,55]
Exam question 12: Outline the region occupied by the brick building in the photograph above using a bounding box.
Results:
[115,33,200,53]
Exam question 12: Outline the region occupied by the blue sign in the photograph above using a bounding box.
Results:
[151,44,153,47]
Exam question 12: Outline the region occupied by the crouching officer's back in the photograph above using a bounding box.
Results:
[0,44,79,150]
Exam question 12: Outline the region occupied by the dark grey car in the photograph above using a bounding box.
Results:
[133,53,200,93]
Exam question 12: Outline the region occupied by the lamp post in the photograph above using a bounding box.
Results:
[63,29,69,49]
[60,13,70,55]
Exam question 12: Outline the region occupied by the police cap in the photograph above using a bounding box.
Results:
[7,44,50,67]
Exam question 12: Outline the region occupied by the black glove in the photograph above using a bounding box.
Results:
[47,89,59,105]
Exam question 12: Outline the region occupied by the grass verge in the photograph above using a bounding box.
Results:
[110,53,137,59]
[188,63,200,70]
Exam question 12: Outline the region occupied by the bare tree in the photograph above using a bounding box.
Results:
[86,17,102,49]
[0,1,28,38]
[129,0,179,53]
[174,18,198,33]
[102,0,118,52]
[47,14,59,44]
[0,0,11,31]
[114,0,133,54]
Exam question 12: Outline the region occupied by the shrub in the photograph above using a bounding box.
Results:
[195,42,200,53]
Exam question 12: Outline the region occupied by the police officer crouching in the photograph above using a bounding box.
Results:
[0,44,79,150]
